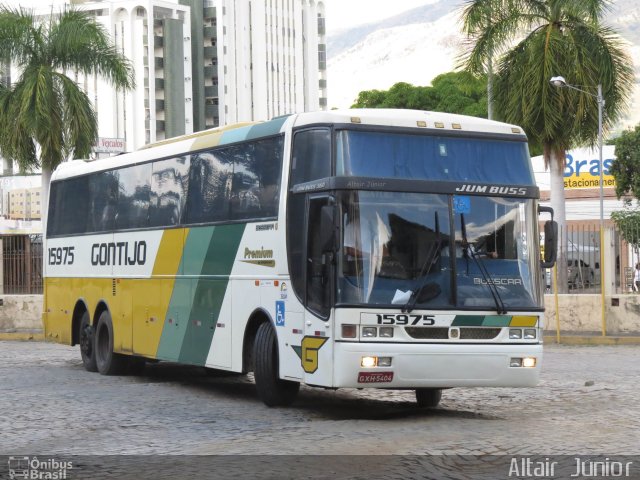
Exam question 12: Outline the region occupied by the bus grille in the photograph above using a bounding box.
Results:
[405,327,449,339]
[405,327,502,340]
[459,328,502,340]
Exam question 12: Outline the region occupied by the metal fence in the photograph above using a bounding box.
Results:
[546,224,639,294]
[1,235,43,294]
[0,225,638,296]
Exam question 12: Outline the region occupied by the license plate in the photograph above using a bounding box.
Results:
[357,372,394,383]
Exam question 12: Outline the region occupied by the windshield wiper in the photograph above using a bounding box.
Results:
[402,212,442,314]
[460,213,507,315]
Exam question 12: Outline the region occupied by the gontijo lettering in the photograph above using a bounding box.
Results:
[91,241,147,266]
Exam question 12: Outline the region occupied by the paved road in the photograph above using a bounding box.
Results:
[0,341,638,457]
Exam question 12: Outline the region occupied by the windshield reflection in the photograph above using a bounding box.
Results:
[336,191,542,310]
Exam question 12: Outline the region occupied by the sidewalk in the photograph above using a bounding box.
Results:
[0,329,44,341]
[543,332,640,345]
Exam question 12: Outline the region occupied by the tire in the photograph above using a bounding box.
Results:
[94,310,129,375]
[79,311,98,372]
[415,388,442,408]
[253,322,299,407]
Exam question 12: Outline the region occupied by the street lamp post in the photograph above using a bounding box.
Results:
[550,76,606,336]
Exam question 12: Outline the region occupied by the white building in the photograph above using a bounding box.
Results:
[1,0,326,167]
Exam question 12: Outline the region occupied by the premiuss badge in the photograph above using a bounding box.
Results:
[280,282,288,299]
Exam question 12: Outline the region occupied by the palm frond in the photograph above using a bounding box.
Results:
[49,8,134,89]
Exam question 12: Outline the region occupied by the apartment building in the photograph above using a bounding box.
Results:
[1,0,325,159]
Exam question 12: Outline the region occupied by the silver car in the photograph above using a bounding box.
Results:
[567,259,594,288]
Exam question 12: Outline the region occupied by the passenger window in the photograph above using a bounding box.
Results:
[115,163,151,230]
[150,156,190,227]
[185,149,233,224]
[231,136,283,220]
[88,172,119,232]
[47,177,90,236]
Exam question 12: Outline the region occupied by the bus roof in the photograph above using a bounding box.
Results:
[51,109,526,182]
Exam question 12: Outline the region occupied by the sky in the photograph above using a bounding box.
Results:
[9,0,433,33]
[321,0,432,33]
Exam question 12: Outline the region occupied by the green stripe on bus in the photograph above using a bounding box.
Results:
[156,228,214,361]
[178,223,246,365]
[482,316,511,327]
[451,315,485,327]
[451,315,512,327]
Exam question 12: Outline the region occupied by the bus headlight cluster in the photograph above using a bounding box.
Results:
[361,356,392,368]
[361,326,394,338]
[509,328,537,340]
[342,325,357,338]
[510,357,537,368]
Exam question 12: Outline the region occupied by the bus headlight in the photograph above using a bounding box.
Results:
[342,325,357,338]
[509,329,522,339]
[362,327,377,338]
[361,356,377,368]
[524,329,537,339]
[522,357,537,368]
[379,327,394,338]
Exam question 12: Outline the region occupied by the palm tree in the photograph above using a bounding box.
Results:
[460,0,634,291]
[0,6,134,225]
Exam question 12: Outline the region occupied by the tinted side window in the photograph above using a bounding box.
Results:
[150,156,190,227]
[291,129,331,185]
[47,177,90,236]
[88,171,119,232]
[115,163,151,230]
[231,136,283,220]
[185,149,233,224]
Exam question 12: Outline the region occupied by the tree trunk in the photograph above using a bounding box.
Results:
[548,147,568,293]
[41,167,52,237]
[487,50,493,120]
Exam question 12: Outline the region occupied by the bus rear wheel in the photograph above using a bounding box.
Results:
[253,322,299,407]
[415,388,442,408]
[95,311,129,375]
[79,312,97,372]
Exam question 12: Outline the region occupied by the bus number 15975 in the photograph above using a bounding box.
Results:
[376,314,435,326]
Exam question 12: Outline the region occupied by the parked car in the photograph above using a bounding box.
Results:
[567,259,594,288]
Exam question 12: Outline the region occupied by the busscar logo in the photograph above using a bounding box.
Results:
[8,456,73,480]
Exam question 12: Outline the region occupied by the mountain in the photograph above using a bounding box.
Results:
[326,0,640,129]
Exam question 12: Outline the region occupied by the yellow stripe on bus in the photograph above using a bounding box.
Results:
[130,229,188,357]
[510,316,538,327]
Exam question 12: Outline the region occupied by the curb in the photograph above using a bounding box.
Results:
[544,335,640,345]
[0,332,45,341]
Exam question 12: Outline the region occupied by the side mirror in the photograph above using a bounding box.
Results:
[541,220,558,268]
[319,204,337,253]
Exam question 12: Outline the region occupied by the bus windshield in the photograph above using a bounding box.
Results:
[336,130,534,185]
[337,191,542,310]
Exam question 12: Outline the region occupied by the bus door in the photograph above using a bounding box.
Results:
[301,195,335,386]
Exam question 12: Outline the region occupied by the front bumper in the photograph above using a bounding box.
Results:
[333,342,542,388]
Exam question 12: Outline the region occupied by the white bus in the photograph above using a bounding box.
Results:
[43,109,556,407]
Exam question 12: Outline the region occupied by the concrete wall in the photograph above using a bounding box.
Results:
[0,295,43,332]
[2,294,640,335]
[544,294,640,335]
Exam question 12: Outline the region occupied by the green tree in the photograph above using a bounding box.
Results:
[0,6,134,222]
[351,72,488,118]
[459,0,634,291]
[611,207,640,251]
[611,124,640,199]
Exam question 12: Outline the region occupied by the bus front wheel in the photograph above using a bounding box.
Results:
[253,322,299,407]
[415,388,442,408]
[79,311,98,372]
[95,311,129,375]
